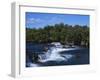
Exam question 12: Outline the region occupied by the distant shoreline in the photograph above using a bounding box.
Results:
[26,41,89,48]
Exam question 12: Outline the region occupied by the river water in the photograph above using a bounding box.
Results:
[26,42,89,67]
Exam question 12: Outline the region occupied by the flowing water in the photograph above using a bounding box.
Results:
[26,42,89,67]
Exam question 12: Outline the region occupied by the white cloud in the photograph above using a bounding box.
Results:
[26,18,42,24]
[49,16,63,23]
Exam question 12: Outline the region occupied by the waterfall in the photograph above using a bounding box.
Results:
[38,47,73,62]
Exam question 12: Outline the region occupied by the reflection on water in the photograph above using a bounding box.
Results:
[26,42,89,67]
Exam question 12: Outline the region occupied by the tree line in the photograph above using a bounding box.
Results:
[26,23,89,47]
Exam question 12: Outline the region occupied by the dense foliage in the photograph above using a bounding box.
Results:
[26,23,89,47]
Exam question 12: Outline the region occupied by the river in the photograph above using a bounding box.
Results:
[26,42,89,67]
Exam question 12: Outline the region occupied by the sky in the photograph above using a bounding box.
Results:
[26,12,89,29]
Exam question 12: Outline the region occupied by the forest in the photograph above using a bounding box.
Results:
[26,23,89,47]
